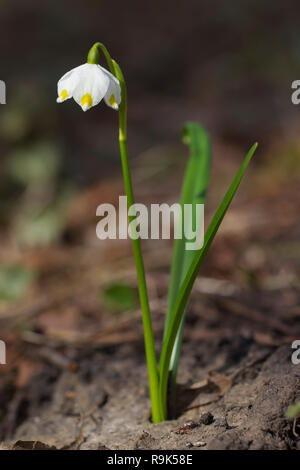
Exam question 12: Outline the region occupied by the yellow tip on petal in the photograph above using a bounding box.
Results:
[61,89,68,100]
[57,89,68,103]
[109,94,118,109]
[81,93,93,110]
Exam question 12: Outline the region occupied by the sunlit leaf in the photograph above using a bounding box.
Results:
[159,142,258,419]
[164,122,211,410]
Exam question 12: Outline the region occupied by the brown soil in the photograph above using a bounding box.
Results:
[3,288,300,450]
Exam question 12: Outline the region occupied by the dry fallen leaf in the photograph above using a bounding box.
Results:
[12,440,57,450]
[208,371,233,397]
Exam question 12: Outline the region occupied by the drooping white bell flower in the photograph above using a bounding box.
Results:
[57,63,121,112]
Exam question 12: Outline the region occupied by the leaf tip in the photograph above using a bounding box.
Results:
[248,142,258,159]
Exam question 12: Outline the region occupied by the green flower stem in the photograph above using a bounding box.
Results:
[115,62,162,423]
[119,137,162,422]
[88,43,163,422]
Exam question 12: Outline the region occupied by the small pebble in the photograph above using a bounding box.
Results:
[214,416,228,428]
[175,420,198,434]
[193,440,206,447]
[199,412,214,425]
[185,420,197,429]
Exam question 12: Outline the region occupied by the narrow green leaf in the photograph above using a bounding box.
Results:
[164,123,211,410]
[159,142,258,419]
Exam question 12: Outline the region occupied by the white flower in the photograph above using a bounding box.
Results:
[57,63,121,112]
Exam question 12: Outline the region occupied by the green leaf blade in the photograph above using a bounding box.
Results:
[159,142,258,419]
[164,123,211,411]
[165,123,211,324]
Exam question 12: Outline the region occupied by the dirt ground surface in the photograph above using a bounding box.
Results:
[7,342,300,450]
[0,139,300,450]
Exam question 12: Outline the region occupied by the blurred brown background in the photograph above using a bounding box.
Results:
[1,1,299,175]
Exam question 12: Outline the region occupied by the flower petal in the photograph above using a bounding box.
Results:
[72,64,110,111]
[57,65,85,102]
[102,67,121,110]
